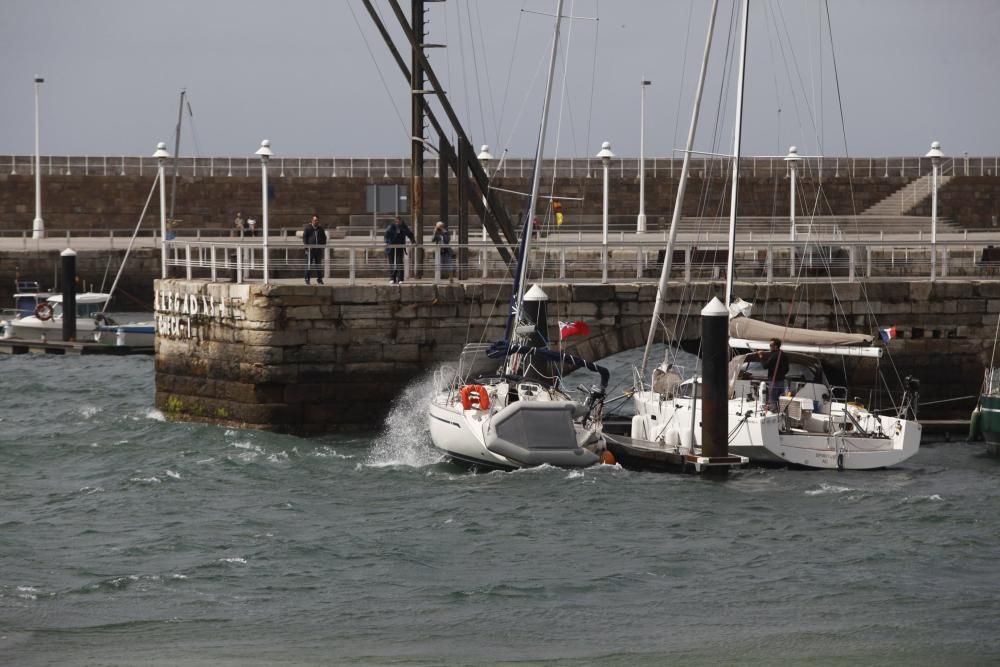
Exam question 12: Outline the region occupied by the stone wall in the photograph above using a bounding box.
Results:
[154,278,996,433]
[912,177,1000,228]
[0,172,947,234]
[0,248,159,310]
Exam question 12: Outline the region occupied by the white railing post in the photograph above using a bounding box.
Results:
[560,249,566,279]
[349,248,356,285]
[866,246,872,278]
[684,247,691,283]
[210,245,217,281]
[324,247,331,281]
[848,245,856,282]
[185,244,192,280]
[236,247,243,283]
[434,247,441,281]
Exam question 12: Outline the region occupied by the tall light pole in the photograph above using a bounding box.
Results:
[153,142,171,278]
[925,140,944,281]
[597,141,614,282]
[785,145,801,276]
[32,75,45,239]
[637,79,651,233]
[477,144,493,241]
[256,140,273,283]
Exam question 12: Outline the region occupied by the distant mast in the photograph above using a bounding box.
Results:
[169,89,186,222]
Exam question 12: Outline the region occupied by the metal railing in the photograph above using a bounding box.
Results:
[160,236,1000,285]
[6,154,999,179]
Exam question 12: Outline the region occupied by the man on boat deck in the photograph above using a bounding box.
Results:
[756,338,789,412]
[384,216,416,284]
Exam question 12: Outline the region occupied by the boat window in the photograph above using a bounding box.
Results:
[741,359,822,384]
[675,381,701,398]
[77,302,103,318]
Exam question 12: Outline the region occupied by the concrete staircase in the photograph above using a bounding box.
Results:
[862,172,953,216]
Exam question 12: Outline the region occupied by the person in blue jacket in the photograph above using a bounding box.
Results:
[384,216,416,284]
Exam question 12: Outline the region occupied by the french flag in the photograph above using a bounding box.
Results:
[558,320,591,340]
[879,326,897,343]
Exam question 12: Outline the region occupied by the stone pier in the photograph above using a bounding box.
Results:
[154,278,997,432]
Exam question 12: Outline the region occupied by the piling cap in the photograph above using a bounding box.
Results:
[60,248,77,257]
[925,141,944,159]
[523,284,549,302]
[701,296,728,317]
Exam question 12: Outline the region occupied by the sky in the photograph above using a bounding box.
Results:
[1,0,998,159]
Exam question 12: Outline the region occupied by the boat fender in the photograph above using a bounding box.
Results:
[968,406,982,442]
[459,384,490,411]
[34,302,54,321]
[600,450,616,465]
[836,453,844,471]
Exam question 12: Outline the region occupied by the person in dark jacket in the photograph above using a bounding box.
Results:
[432,221,454,281]
[303,215,327,284]
[756,337,790,411]
[384,216,416,284]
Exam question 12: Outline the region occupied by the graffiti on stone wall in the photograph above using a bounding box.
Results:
[153,289,244,340]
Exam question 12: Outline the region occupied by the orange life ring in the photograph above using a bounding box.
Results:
[459,384,490,411]
[34,302,54,321]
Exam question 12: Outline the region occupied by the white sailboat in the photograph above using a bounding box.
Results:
[629,0,922,470]
[427,0,610,471]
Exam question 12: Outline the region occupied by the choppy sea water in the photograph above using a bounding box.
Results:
[1,353,999,666]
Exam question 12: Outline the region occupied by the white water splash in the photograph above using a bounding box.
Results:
[165,470,182,480]
[805,483,853,496]
[130,476,161,484]
[143,409,166,422]
[16,586,39,600]
[79,405,101,419]
[366,370,444,468]
[79,486,105,495]
[218,557,247,565]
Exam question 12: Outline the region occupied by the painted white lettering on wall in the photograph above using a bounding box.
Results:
[154,289,244,340]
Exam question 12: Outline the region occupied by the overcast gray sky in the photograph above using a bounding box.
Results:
[2,0,998,159]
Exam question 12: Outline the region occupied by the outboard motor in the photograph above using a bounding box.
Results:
[899,375,920,420]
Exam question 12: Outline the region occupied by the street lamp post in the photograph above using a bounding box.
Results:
[597,141,614,283]
[256,139,273,283]
[925,140,944,281]
[477,144,493,241]
[153,142,171,278]
[32,75,45,239]
[785,145,802,276]
[637,79,651,233]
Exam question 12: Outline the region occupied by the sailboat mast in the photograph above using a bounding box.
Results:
[639,0,720,378]
[169,89,186,222]
[724,0,750,307]
[512,0,565,334]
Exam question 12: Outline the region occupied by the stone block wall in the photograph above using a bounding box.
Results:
[0,172,921,235]
[911,177,1000,228]
[0,248,159,309]
[155,278,998,433]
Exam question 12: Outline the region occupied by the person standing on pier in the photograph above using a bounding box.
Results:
[303,215,327,285]
[384,216,415,284]
[756,338,789,412]
[432,221,454,281]
[233,211,244,237]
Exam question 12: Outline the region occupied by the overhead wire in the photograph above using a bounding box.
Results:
[346,1,410,144]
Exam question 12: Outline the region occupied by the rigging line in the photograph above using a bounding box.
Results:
[346,2,410,144]
[584,0,599,160]
[101,176,159,314]
[671,0,696,150]
[453,1,476,141]
[464,2,489,148]
[496,2,526,144]
[185,98,203,160]
[471,1,500,147]
[500,45,550,164]
[772,2,820,150]
[761,1,784,153]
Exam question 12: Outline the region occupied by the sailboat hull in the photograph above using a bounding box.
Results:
[428,390,603,470]
[633,390,921,470]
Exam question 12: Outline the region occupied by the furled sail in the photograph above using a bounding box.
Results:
[729,315,873,346]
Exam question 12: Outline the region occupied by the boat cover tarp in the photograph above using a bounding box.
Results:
[729,316,872,346]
